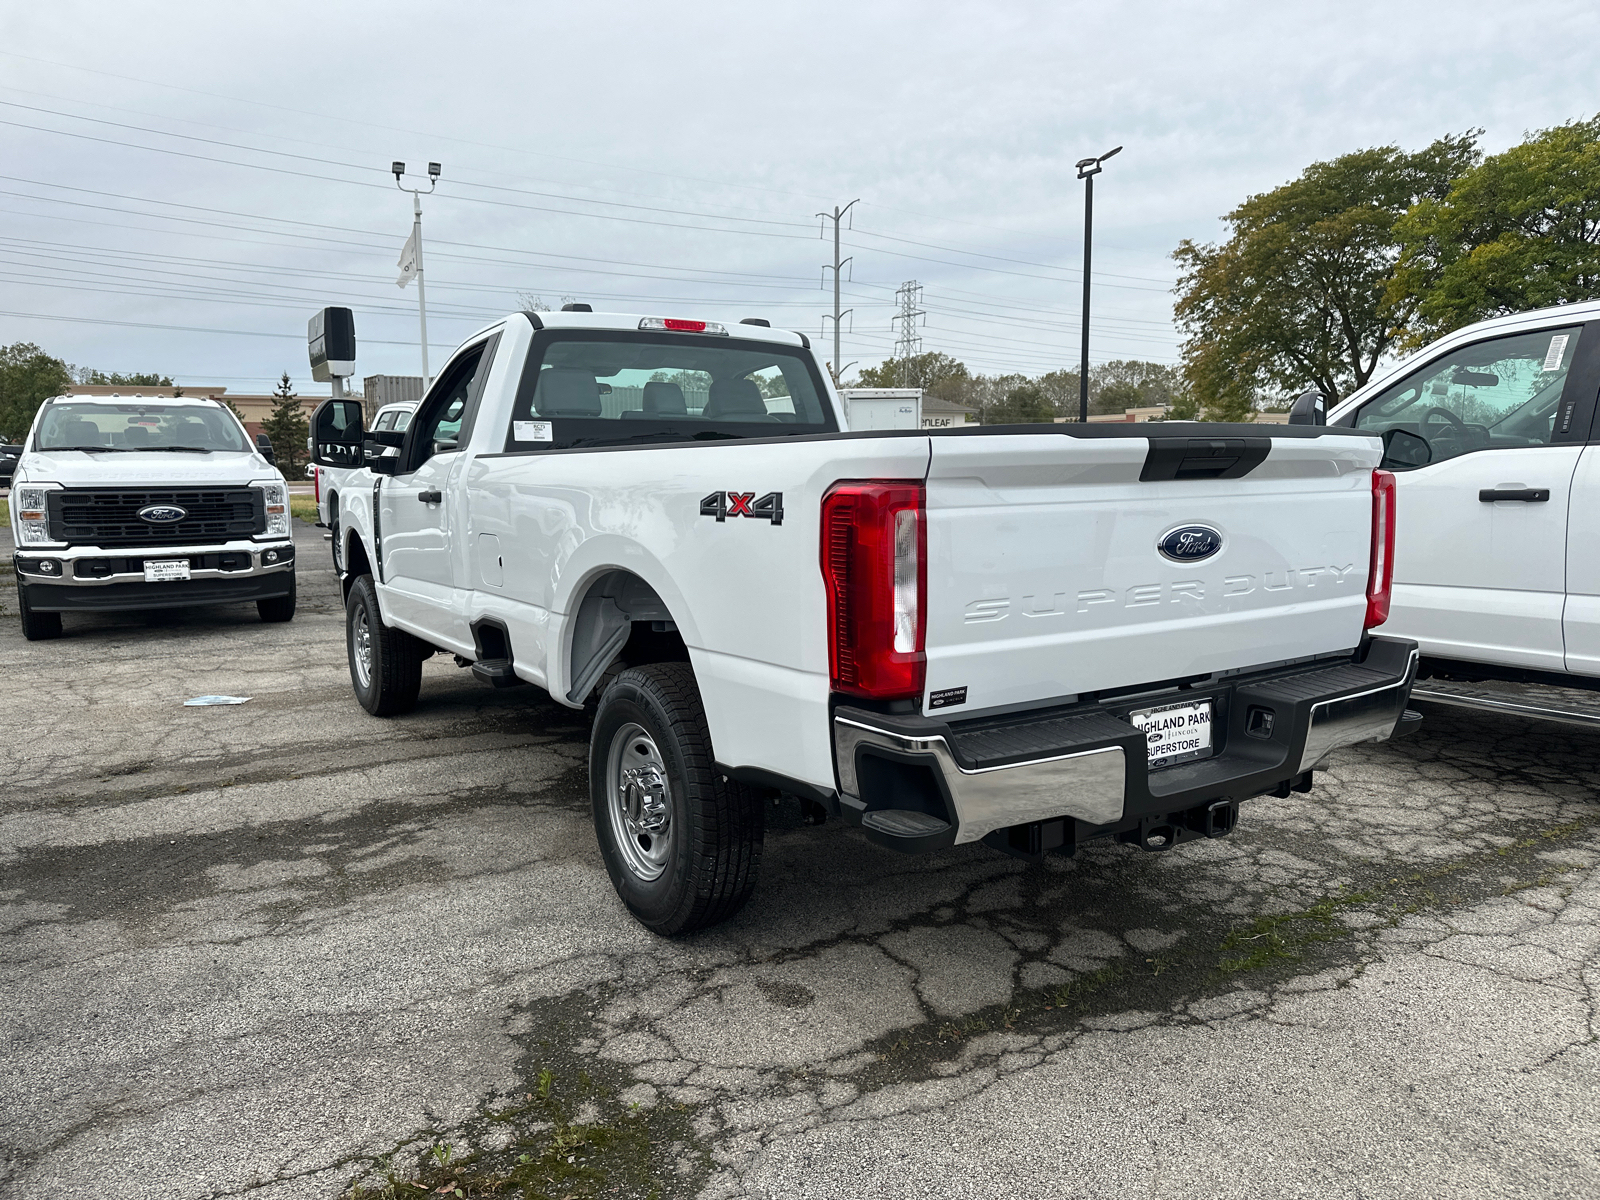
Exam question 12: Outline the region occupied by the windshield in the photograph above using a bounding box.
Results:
[503,331,835,451]
[35,401,251,453]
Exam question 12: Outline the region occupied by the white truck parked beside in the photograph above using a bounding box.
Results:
[311,308,1419,935]
[10,394,296,639]
[1303,299,1600,712]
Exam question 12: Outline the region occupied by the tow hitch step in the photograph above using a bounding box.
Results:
[860,809,953,854]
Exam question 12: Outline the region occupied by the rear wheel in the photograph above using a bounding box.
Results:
[257,572,296,622]
[16,579,62,641]
[590,663,764,936]
[345,574,422,715]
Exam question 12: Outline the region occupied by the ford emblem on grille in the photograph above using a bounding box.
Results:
[1158,524,1222,563]
[137,504,188,524]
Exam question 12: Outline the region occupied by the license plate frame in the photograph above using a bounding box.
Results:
[143,558,192,583]
[1129,697,1215,769]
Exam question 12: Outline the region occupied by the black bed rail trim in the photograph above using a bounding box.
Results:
[475,422,1376,460]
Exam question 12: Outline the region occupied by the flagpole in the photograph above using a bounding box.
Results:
[393,161,440,390]
[412,191,430,387]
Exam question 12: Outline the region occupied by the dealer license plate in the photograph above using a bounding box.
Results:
[1130,698,1214,768]
[143,558,192,583]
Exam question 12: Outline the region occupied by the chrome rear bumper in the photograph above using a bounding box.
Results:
[831,636,1419,852]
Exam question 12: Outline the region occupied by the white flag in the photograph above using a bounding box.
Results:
[396,229,419,288]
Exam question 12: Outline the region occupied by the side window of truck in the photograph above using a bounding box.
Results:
[1349,326,1582,467]
[401,335,500,471]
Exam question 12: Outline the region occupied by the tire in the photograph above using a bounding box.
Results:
[16,579,62,641]
[590,663,765,936]
[257,572,297,622]
[345,574,423,716]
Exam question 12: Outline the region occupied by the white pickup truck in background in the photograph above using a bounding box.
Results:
[310,308,1419,935]
[1321,299,1600,712]
[10,394,296,640]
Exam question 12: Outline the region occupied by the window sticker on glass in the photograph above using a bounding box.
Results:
[1543,334,1570,372]
[513,420,553,442]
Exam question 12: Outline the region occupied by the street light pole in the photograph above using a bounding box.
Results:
[394,161,441,388]
[1074,146,1121,423]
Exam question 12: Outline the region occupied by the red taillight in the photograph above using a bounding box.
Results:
[663,318,706,332]
[1366,469,1396,629]
[821,481,926,700]
[313,466,320,505]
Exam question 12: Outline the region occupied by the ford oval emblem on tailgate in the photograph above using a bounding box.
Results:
[138,504,188,524]
[1158,524,1222,563]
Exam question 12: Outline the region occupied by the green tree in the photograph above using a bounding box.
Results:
[1173,135,1479,411]
[855,352,969,392]
[0,343,74,441]
[260,373,308,474]
[81,370,174,387]
[1392,115,1600,345]
[986,382,1054,425]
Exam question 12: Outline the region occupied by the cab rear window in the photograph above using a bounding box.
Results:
[503,331,835,451]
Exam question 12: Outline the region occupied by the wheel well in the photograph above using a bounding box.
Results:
[567,570,687,704]
[343,533,372,600]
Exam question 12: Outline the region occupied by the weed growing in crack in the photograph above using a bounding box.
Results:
[343,984,707,1200]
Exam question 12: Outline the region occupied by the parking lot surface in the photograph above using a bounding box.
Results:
[3,519,1599,1198]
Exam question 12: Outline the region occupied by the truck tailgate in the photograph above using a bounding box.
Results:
[922,430,1384,714]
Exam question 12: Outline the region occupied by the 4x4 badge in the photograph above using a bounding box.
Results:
[700,491,783,525]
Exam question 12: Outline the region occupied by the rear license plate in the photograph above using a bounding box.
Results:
[1130,698,1214,768]
[144,559,192,583]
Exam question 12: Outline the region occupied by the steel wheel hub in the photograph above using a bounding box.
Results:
[605,722,674,882]
[352,606,373,689]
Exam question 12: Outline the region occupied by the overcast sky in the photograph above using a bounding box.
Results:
[1,0,1596,396]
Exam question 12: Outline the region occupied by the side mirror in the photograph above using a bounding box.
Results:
[1381,428,1432,470]
[310,398,366,468]
[1287,387,1326,426]
[255,433,277,464]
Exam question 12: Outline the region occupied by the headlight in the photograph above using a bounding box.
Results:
[12,483,60,545]
[253,479,290,538]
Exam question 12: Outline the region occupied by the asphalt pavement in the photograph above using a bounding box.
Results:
[2,519,1598,1198]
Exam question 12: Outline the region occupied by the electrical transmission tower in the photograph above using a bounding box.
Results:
[816,200,859,384]
[891,281,925,386]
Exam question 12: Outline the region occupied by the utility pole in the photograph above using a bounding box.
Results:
[891,281,925,386]
[394,160,441,388]
[816,200,859,385]
[1073,146,1121,423]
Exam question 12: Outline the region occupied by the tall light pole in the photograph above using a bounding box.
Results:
[1074,146,1120,423]
[394,160,440,387]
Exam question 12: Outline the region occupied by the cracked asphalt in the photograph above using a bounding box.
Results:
[3,517,1599,1198]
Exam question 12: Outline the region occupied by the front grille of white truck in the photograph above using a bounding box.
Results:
[46,488,266,547]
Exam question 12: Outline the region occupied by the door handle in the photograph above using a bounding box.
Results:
[417,489,443,504]
[1479,488,1550,503]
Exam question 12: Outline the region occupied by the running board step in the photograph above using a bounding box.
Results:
[1410,688,1600,729]
[470,658,526,689]
[859,809,956,854]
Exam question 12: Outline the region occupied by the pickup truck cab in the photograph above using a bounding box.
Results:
[10,394,296,640]
[1329,299,1600,692]
[311,309,1418,935]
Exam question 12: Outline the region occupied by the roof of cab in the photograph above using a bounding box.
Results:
[511,309,810,349]
[44,393,231,407]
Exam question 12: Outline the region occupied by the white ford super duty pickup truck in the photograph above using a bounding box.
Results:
[310,308,1419,935]
[10,394,296,639]
[1297,300,1600,719]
